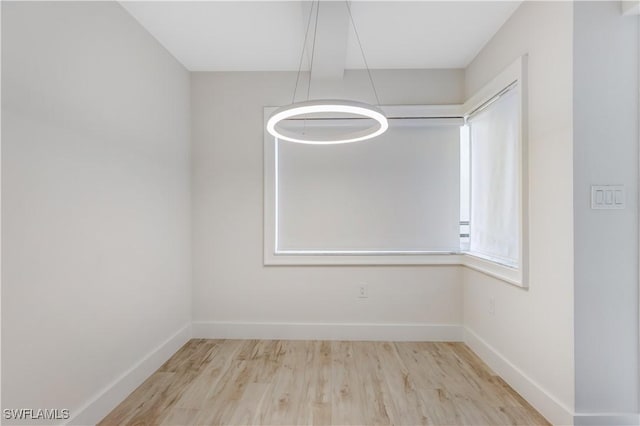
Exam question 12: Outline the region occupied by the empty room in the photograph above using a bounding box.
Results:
[2,1,639,425]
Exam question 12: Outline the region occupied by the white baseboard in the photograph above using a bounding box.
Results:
[67,323,192,426]
[192,321,463,342]
[573,413,640,426]
[463,327,574,426]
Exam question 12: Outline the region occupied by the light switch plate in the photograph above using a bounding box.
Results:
[591,185,625,209]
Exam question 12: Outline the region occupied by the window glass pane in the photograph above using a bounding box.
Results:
[276,119,461,252]
[459,125,470,251]
[468,88,519,265]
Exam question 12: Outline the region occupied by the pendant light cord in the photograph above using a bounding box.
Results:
[291,0,382,107]
[345,0,381,106]
[306,0,320,102]
[292,0,316,104]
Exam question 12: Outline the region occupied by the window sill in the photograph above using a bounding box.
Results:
[461,253,526,288]
[265,251,461,266]
[264,251,527,288]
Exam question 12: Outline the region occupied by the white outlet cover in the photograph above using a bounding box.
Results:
[358,285,368,299]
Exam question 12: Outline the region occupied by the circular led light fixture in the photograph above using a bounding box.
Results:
[267,99,388,145]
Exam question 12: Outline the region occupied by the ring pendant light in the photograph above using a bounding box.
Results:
[266,0,388,145]
[267,100,388,145]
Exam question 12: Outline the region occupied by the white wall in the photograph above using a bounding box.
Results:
[573,1,639,418]
[2,2,191,423]
[191,70,465,338]
[463,2,575,424]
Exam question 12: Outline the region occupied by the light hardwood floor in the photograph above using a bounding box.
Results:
[99,339,549,426]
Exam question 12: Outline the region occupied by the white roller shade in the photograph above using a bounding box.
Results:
[468,87,520,265]
[276,118,461,253]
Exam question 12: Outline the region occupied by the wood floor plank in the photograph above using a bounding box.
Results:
[100,339,550,426]
[159,407,199,426]
[394,341,459,425]
[99,372,175,426]
[192,350,255,425]
[257,340,309,425]
[173,339,244,410]
[350,342,393,425]
[293,340,331,426]
[373,342,431,425]
[330,341,369,426]
[227,382,269,425]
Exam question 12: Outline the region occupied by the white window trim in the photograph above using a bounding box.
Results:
[263,56,528,288]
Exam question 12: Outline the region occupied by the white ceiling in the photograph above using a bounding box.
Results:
[120,1,521,72]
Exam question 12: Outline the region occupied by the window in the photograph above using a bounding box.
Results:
[460,56,527,286]
[264,106,464,266]
[465,84,520,268]
[265,57,527,286]
[275,117,462,254]
[459,125,471,251]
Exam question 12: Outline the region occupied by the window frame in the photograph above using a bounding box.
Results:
[263,104,463,266]
[263,56,528,288]
[461,56,529,288]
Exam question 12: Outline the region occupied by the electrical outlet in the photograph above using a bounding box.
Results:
[489,297,495,315]
[358,284,368,299]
